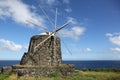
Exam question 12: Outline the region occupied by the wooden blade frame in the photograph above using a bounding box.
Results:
[30,5,72,55]
[26,20,49,31]
[34,22,69,51]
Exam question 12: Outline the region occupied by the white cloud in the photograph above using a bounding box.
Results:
[63,0,70,4]
[106,33,120,46]
[0,39,22,51]
[110,47,120,52]
[106,33,113,37]
[46,0,56,5]
[60,26,85,40]
[65,8,72,13]
[0,0,45,28]
[67,17,77,25]
[40,0,59,6]
[86,48,92,52]
[81,48,92,53]
[47,0,70,6]
[72,48,92,53]
[110,36,120,46]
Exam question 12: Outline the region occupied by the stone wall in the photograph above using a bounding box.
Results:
[20,35,62,66]
[1,66,12,74]
[12,64,75,77]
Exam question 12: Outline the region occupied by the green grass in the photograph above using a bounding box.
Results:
[74,71,120,80]
[0,70,120,80]
[37,71,120,80]
[90,68,120,72]
[0,72,11,80]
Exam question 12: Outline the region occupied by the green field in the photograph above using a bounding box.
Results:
[0,70,120,80]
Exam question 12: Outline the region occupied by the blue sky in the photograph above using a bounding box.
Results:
[0,0,120,60]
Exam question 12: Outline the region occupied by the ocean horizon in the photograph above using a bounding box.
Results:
[0,60,120,70]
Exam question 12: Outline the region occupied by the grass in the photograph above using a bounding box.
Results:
[90,68,120,72]
[0,70,120,80]
[0,72,11,80]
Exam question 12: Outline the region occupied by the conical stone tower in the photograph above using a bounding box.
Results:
[12,34,75,77]
[20,34,62,66]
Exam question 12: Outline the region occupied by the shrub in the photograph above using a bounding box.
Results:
[90,68,120,72]
[48,72,61,78]
[82,68,89,71]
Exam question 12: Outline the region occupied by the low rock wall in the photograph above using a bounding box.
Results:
[1,66,12,74]
[12,64,75,77]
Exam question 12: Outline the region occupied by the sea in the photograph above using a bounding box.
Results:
[0,60,120,70]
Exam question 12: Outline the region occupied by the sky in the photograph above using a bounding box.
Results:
[0,0,120,60]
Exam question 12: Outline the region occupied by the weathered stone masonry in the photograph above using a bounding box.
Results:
[12,64,74,77]
[20,35,62,66]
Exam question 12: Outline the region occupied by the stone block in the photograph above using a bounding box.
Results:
[2,66,12,74]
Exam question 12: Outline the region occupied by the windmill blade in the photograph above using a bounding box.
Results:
[39,6,68,32]
[54,8,57,30]
[34,22,69,51]
[57,32,72,55]
[39,5,55,29]
[34,32,54,50]
[26,20,49,31]
[61,39,72,55]
[55,22,69,32]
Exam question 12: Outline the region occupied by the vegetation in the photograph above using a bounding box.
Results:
[81,68,89,71]
[89,68,120,72]
[0,72,11,80]
[48,72,61,78]
[0,68,120,80]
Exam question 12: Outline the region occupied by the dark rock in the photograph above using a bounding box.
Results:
[2,66,12,74]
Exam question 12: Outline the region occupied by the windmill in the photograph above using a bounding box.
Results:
[32,6,72,55]
[20,6,72,66]
[12,6,75,77]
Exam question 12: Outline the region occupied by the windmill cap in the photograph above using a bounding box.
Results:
[38,32,54,36]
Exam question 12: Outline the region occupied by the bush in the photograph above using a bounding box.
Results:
[90,68,120,72]
[48,72,61,78]
[82,68,89,71]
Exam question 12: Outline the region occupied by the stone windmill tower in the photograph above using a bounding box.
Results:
[20,23,68,66]
[12,8,74,77]
[20,8,72,67]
